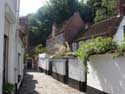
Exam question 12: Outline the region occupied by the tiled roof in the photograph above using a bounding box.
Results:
[75,15,123,42]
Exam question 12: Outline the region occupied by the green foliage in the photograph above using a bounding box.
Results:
[34,44,47,56]
[76,37,118,62]
[28,0,93,47]
[26,44,47,60]
[87,0,117,23]
[50,42,76,59]
[116,40,125,57]
[3,83,15,94]
[28,0,118,47]
[94,8,107,22]
[28,13,52,47]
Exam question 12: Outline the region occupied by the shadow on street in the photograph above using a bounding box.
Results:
[18,69,40,94]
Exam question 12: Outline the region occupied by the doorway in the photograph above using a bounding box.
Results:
[3,35,9,84]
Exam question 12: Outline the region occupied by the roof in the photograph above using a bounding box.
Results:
[47,12,84,42]
[75,15,123,42]
[63,12,84,44]
[48,30,64,39]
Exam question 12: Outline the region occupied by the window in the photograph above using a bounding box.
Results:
[18,53,21,82]
[76,42,79,49]
[124,25,125,33]
[72,42,77,52]
[78,41,83,47]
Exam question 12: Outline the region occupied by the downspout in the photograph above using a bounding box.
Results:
[15,0,20,94]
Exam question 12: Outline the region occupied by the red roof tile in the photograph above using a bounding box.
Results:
[75,16,123,42]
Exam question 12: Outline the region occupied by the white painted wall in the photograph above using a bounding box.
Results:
[0,0,5,93]
[87,54,125,94]
[3,0,18,86]
[68,58,85,82]
[52,59,66,75]
[0,0,17,94]
[0,0,21,93]
[38,53,49,71]
[5,0,17,17]
[8,24,16,84]
[16,37,24,89]
[113,16,125,45]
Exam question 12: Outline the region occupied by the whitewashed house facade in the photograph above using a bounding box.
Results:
[0,0,24,94]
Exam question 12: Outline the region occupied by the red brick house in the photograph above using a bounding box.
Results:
[46,12,85,54]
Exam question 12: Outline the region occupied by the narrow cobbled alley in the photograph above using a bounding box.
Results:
[18,69,85,94]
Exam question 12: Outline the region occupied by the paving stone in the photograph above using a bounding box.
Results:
[18,69,85,94]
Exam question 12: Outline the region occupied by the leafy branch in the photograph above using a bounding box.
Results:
[76,37,119,63]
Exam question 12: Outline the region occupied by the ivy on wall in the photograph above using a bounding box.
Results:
[116,39,125,57]
[51,36,125,61]
[76,37,124,63]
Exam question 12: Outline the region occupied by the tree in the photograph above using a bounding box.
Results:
[28,7,52,47]
[46,0,80,24]
[87,0,117,22]
[25,44,46,69]
[28,0,93,47]
[78,1,94,22]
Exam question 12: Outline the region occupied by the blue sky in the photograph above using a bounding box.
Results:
[20,0,46,16]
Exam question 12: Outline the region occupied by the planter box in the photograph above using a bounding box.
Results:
[87,54,125,94]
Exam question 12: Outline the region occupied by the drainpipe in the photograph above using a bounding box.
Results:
[15,0,20,94]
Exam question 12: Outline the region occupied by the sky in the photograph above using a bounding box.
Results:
[20,0,47,16]
[20,0,87,16]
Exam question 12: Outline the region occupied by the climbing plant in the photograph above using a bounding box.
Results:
[50,42,76,59]
[25,44,47,63]
[76,37,118,63]
[116,37,125,57]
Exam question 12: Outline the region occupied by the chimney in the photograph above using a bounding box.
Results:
[117,0,125,16]
[52,23,57,37]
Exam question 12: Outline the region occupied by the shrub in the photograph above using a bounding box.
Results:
[76,37,118,63]
[116,41,125,57]
[3,83,15,94]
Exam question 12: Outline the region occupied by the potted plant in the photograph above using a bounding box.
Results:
[3,83,15,94]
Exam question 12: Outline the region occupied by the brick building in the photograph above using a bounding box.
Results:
[46,12,85,54]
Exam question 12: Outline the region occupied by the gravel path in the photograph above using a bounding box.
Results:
[18,69,85,94]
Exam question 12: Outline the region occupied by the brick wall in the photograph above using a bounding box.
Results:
[64,12,84,44]
[46,12,84,54]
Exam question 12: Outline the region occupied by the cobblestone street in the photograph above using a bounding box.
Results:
[18,69,85,94]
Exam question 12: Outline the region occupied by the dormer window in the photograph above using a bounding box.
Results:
[72,42,77,52]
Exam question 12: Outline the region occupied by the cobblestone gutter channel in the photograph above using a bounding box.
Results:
[18,69,85,94]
